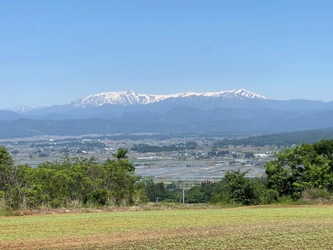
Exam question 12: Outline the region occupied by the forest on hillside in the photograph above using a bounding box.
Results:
[215,128,333,147]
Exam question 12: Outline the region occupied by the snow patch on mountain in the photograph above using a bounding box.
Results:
[72,88,266,108]
[6,105,42,113]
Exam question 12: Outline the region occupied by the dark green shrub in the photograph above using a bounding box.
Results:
[89,189,109,206]
[260,189,279,204]
[49,198,63,208]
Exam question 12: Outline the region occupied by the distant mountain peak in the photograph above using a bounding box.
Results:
[6,105,40,113]
[72,88,267,108]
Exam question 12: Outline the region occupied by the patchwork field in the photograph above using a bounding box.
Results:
[1,205,333,249]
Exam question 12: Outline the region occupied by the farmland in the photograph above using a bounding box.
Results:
[1,135,274,182]
[1,205,333,249]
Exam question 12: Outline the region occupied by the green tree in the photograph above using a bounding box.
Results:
[0,147,15,190]
[112,148,128,160]
[264,140,333,199]
[186,186,205,203]
[221,170,261,205]
[145,180,167,202]
[0,147,18,207]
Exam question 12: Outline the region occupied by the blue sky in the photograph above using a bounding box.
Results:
[1,0,333,109]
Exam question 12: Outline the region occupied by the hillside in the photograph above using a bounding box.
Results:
[215,127,333,147]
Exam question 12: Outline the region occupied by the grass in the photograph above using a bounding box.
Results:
[1,205,333,249]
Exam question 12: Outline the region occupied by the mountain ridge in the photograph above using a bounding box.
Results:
[71,88,267,108]
[6,88,333,114]
[5,88,266,112]
[1,88,333,139]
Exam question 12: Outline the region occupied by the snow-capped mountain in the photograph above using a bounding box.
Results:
[72,88,266,108]
[6,105,39,113]
[71,90,164,108]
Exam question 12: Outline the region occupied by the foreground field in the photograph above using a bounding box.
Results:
[1,205,333,249]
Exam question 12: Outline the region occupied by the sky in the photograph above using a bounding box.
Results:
[1,0,333,109]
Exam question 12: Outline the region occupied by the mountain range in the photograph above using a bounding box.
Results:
[1,88,333,139]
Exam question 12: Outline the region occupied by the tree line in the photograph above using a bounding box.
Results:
[0,148,146,210]
[215,129,333,147]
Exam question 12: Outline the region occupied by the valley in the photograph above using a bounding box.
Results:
[0,134,275,183]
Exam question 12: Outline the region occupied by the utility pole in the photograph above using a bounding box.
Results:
[182,188,185,205]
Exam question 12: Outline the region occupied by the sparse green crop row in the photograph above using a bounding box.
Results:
[1,206,333,249]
